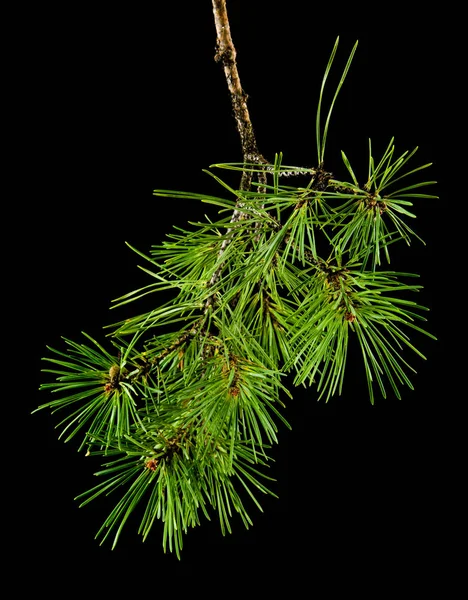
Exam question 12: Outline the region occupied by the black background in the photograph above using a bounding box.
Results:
[13,0,463,584]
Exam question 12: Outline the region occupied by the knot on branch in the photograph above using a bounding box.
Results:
[145,427,191,472]
[314,165,333,191]
[295,165,333,207]
[363,193,387,215]
[325,267,349,291]
[214,45,235,65]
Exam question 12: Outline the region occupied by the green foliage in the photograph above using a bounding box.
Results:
[34,38,436,556]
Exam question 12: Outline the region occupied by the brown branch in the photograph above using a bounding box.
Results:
[211,0,266,188]
[205,1,269,310]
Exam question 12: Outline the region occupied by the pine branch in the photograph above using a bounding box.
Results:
[34,3,437,558]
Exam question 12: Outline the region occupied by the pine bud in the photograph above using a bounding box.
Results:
[109,365,120,385]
